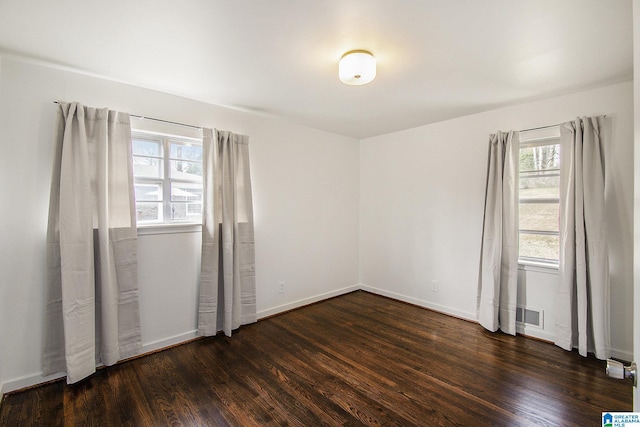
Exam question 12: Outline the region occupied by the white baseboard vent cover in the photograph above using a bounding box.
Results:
[516,306,544,328]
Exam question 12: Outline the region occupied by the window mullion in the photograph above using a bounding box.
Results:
[163,137,171,223]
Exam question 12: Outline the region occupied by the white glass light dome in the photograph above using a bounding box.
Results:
[339,50,376,85]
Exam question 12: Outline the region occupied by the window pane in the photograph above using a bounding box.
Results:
[132,139,161,157]
[519,174,559,199]
[519,141,560,261]
[132,132,204,227]
[171,160,202,180]
[170,143,202,161]
[133,157,162,178]
[135,183,162,201]
[520,144,559,173]
[171,202,202,222]
[519,203,559,232]
[170,183,202,202]
[136,202,162,223]
[519,233,559,261]
[171,182,202,223]
[187,203,202,216]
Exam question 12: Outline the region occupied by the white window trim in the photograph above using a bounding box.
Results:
[518,129,560,265]
[518,258,559,272]
[137,223,202,236]
[132,128,203,232]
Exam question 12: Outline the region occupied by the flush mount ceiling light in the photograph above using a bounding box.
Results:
[339,50,376,85]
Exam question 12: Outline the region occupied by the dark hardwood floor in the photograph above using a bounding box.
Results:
[0,291,632,426]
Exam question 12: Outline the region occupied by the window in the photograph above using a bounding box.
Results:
[518,129,560,264]
[132,131,203,225]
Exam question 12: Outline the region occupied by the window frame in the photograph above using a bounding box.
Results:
[131,130,203,228]
[518,135,560,267]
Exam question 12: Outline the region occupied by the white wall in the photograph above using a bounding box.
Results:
[0,54,3,401]
[137,230,202,352]
[0,56,360,391]
[633,0,640,410]
[360,81,634,360]
[0,53,634,394]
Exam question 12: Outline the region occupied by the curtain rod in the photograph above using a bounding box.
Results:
[53,101,203,130]
[520,115,607,133]
[520,123,561,133]
[130,115,202,130]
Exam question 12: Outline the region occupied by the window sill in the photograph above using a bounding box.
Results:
[518,259,559,274]
[137,223,202,236]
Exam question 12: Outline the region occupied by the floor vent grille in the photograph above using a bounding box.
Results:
[516,306,543,328]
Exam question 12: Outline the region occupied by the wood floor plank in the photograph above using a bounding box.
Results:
[0,291,632,426]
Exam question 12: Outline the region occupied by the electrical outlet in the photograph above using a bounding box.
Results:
[431,281,439,292]
[278,281,285,294]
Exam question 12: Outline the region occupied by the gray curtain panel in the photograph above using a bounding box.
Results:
[199,128,256,337]
[478,130,519,335]
[43,102,141,384]
[555,116,610,359]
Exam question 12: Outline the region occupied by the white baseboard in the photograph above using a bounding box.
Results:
[257,284,360,319]
[517,326,632,361]
[1,285,361,395]
[360,284,478,322]
[2,371,66,394]
[516,324,555,343]
[141,330,199,354]
[2,284,632,396]
[1,331,199,395]
[362,285,634,361]
[610,348,633,362]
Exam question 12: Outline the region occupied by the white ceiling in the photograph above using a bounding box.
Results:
[0,0,633,139]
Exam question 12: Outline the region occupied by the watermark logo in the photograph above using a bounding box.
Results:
[603,412,640,427]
